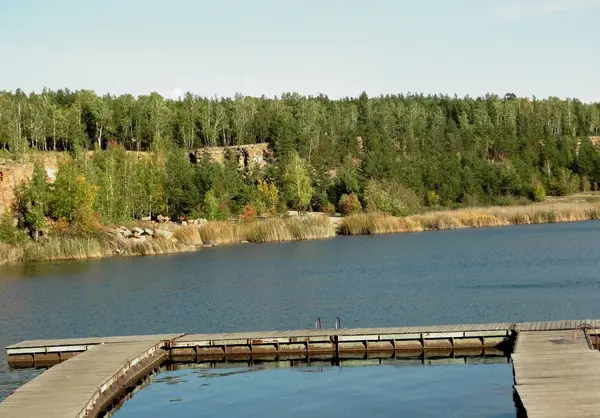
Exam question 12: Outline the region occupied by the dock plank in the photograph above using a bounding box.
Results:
[513,329,600,417]
[4,319,600,417]
[6,334,183,351]
[174,322,517,344]
[0,341,165,418]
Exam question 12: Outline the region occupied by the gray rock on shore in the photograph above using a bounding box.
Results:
[155,229,174,240]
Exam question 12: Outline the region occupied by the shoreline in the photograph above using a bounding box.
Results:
[2,201,600,266]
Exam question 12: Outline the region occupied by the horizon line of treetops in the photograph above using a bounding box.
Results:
[4,88,600,229]
[1,88,599,152]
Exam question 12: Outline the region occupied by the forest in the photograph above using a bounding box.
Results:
[2,89,600,239]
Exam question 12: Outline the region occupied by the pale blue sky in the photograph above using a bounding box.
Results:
[1,0,599,100]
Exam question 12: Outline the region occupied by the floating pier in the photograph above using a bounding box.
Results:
[512,328,600,417]
[2,320,600,417]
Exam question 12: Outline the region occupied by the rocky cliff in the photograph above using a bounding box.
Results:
[188,143,273,168]
[0,154,58,217]
[0,144,274,217]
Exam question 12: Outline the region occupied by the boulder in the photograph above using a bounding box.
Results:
[132,227,144,235]
[181,221,188,226]
[141,216,151,222]
[121,229,133,238]
[112,233,126,243]
[157,215,170,223]
[144,228,155,236]
[155,229,174,240]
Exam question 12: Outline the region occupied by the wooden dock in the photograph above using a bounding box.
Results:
[0,341,168,418]
[513,329,600,417]
[2,320,600,417]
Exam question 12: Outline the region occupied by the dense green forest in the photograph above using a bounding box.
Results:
[3,89,600,238]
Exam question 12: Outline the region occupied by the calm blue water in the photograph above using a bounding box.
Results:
[114,363,516,418]
[2,221,600,401]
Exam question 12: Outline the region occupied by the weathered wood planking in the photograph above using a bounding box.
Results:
[513,330,600,417]
[8,320,599,354]
[4,320,600,418]
[6,334,183,353]
[0,341,165,418]
[174,323,514,345]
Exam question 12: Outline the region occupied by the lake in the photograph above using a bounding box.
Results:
[2,221,600,402]
[114,362,516,418]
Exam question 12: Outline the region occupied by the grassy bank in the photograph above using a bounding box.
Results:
[0,235,196,264]
[3,202,600,265]
[199,215,336,245]
[338,202,600,235]
[0,215,335,265]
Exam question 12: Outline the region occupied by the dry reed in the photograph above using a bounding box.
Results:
[340,202,600,235]
[172,225,203,246]
[200,215,335,245]
[5,201,599,265]
[23,237,109,262]
[123,236,190,256]
[0,242,24,264]
[246,215,335,243]
[199,222,245,245]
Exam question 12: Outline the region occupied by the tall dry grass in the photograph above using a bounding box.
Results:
[338,213,423,235]
[23,237,110,262]
[123,236,190,256]
[199,222,245,245]
[0,242,24,264]
[339,202,600,235]
[200,215,335,245]
[3,232,195,264]
[246,215,336,243]
[7,201,597,265]
[172,225,203,246]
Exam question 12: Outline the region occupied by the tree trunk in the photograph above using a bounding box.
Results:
[53,114,57,151]
[97,125,103,149]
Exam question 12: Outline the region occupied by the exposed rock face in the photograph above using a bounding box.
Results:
[0,154,58,217]
[188,143,273,168]
[0,144,273,217]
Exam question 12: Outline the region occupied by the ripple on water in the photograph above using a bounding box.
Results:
[3,221,600,400]
[114,363,517,418]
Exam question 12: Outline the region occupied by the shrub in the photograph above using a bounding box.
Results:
[257,180,279,216]
[364,180,421,216]
[203,189,220,220]
[339,193,362,215]
[13,162,49,240]
[581,176,592,193]
[241,203,257,223]
[530,182,546,202]
[0,212,27,245]
[321,201,336,214]
[283,152,313,212]
[425,190,441,207]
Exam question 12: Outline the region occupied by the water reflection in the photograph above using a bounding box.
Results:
[0,258,96,279]
[114,361,517,418]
